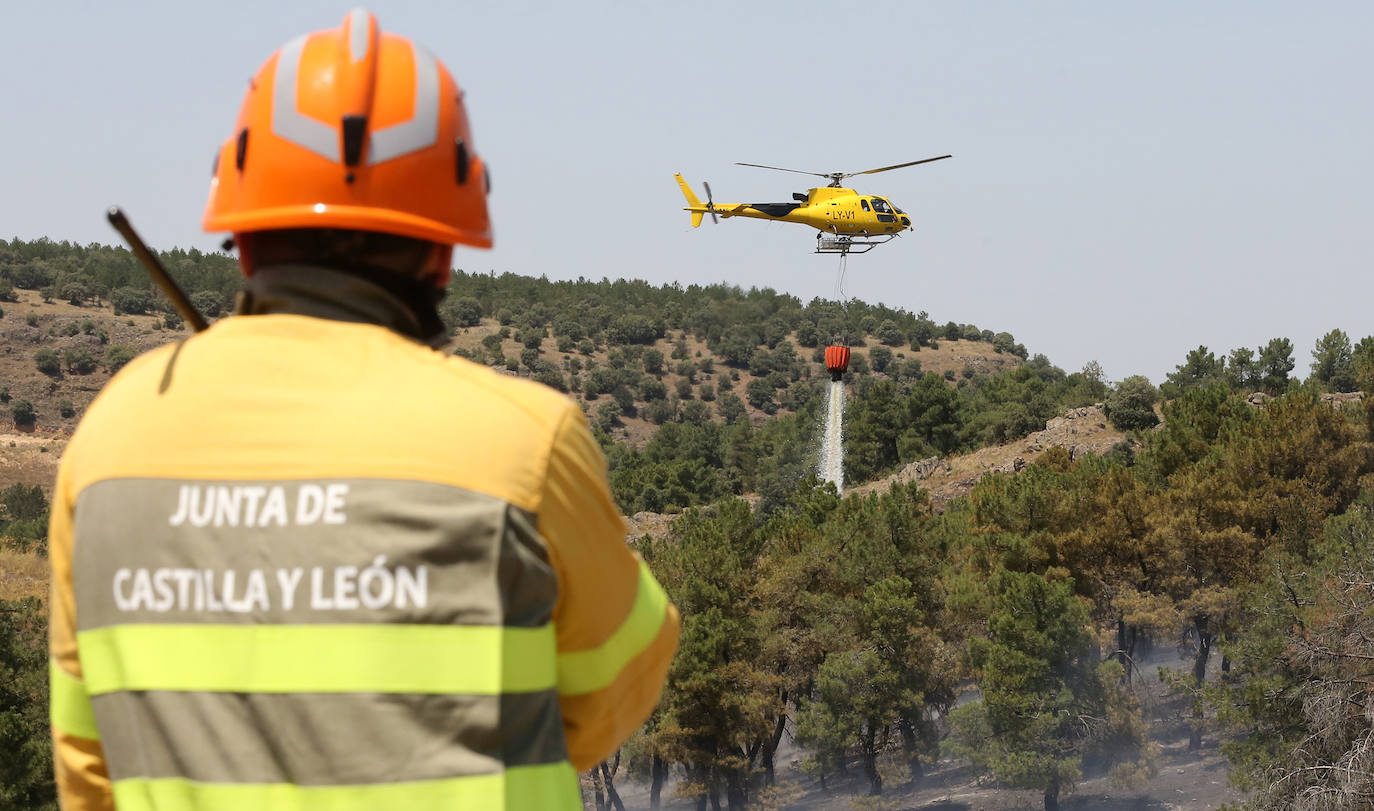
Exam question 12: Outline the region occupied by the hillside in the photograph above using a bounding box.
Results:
[0,290,1020,448]
[0,289,185,436]
[0,283,1029,494]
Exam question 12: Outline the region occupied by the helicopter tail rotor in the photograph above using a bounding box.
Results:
[674,172,718,228]
[675,173,723,227]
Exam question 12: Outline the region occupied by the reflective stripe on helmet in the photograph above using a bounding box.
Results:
[271,34,439,166]
[346,7,372,62]
[369,44,440,164]
[271,35,339,162]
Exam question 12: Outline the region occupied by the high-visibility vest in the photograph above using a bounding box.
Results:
[50,310,678,809]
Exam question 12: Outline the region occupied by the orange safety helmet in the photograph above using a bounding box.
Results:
[204,9,491,261]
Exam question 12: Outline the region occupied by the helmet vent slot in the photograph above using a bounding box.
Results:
[341,115,368,167]
[235,128,249,171]
[454,138,469,185]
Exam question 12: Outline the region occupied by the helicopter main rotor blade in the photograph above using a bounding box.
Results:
[735,162,834,179]
[702,180,719,224]
[851,155,953,177]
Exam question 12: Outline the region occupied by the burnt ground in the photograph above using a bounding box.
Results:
[597,646,1245,811]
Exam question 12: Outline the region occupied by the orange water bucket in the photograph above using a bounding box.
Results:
[824,345,850,381]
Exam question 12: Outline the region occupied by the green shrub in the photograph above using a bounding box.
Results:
[62,282,88,306]
[105,345,137,374]
[111,286,151,315]
[532,362,566,392]
[681,400,711,425]
[642,348,665,375]
[448,296,482,328]
[595,400,623,431]
[869,345,893,373]
[190,289,225,319]
[1105,375,1161,431]
[644,398,677,425]
[874,319,906,346]
[639,378,667,402]
[11,399,36,427]
[716,393,746,423]
[65,346,97,375]
[33,349,61,377]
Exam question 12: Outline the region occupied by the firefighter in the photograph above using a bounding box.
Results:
[49,10,678,809]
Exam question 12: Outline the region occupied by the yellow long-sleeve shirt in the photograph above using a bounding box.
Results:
[49,309,678,810]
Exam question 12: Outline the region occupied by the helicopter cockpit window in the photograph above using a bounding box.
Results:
[860,199,871,212]
[871,198,893,214]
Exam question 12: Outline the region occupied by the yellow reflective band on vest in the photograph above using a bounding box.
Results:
[111,762,583,811]
[49,658,100,740]
[557,560,669,695]
[78,623,556,695]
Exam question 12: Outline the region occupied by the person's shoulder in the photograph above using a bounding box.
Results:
[60,340,184,471]
[86,340,184,403]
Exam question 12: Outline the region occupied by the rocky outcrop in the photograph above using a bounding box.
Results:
[1321,391,1364,406]
[901,455,951,481]
[1246,390,1363,407]
[850,403,1127,508]
[1021,404,1121,462]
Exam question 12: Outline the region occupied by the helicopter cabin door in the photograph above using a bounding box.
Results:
[869,197,897,225]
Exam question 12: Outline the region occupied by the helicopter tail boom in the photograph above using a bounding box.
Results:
[674,174,706,227]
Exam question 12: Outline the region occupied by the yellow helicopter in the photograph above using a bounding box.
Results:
[675,155,951,254]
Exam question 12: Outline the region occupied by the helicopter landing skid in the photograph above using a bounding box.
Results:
[814,233,896,255]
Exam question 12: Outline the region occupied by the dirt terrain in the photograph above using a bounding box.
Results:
[0,288,183,436]
[608,735,1238,811]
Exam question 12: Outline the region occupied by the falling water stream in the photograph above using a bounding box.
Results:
[818,380,845,491]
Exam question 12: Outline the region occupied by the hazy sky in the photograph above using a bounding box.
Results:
[3,1,1371,383]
